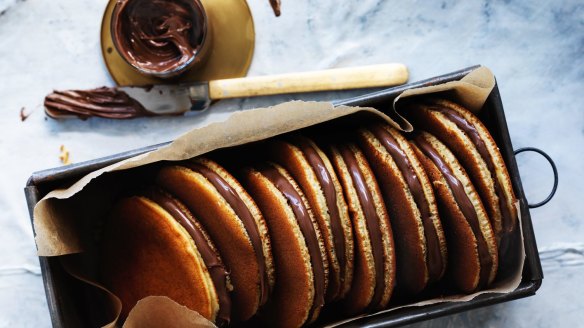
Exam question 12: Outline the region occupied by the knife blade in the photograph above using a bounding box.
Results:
[44,63,408,119]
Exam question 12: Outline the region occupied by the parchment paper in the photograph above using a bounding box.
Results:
[32,66,524,327]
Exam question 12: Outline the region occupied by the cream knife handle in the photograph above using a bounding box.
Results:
[208,63,408,100]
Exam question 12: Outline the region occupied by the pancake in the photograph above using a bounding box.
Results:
[411,132,498,292]
[241,162,328,327]
[156,158,275,321]
[358,124,448,295]
[268,136,354,301]
[407,99,517,251]
[100,192,230,324]
[328,143,396,314]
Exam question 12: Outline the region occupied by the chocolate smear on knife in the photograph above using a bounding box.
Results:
[44,87,153,119]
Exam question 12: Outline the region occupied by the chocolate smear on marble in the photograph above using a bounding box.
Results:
[20,107,31,121]
[269,0,281,16]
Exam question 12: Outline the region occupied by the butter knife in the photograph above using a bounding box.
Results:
[44,63,408,119]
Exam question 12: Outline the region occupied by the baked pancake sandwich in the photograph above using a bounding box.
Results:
[241,163,328,328]
[329,143,396,314]
[156,158,275,321]
[358,124,448,296]
[411,132,498,292]
[408,98,517,253]
[100,189,231,325]
[269,136,354,301]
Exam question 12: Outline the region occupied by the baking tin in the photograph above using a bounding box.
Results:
[25,66,551,327]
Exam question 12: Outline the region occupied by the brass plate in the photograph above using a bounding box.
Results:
[100,0,255,86]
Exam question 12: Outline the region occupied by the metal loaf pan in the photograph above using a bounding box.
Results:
[24,66,543,327]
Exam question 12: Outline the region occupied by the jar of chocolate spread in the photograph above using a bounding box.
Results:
[111,0,211,78]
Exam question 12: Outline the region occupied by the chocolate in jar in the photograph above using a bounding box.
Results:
[111,0,209,77]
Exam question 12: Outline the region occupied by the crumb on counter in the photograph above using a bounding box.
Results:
[59,145,72,165]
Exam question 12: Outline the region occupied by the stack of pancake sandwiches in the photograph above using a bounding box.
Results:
[100,98,518,327]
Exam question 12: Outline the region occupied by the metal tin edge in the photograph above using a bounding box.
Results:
[24,185,65,328]
[488,82,544,282]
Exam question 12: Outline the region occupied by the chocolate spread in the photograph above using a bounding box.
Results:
[294,138,346,286]
[415,136,493,288]
[145,189,231,326]
[259,164,325,319]
[369,126,443,282]
[44,87,151,119]
[184,162,269,306]
[113,0,206,73]
[338,145,385,310]
[269,0,281,16]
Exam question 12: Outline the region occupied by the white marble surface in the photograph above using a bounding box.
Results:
[0,0,582,327]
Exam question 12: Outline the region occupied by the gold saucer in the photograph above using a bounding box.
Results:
[100,0,255,86]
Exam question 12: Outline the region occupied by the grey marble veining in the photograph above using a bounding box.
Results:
[0,0,582,326]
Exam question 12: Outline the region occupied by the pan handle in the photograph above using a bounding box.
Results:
[514,147,558,208]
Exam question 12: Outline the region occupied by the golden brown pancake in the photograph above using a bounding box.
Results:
[100,193,229,324]
[268,136,354,301]
[407,99,517,252]
[241,162,328,328]
[358,124,448,296]
[156,158,275,321]
[328,143,396,314]
[411,132,498,292]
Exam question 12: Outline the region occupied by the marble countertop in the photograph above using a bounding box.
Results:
[0,0,582,326]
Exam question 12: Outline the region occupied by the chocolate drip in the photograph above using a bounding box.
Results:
[414,136,493,288]
[294,138,346,286]
[434,107,514,235]
[338,145,385,310]
[259,164,325,319]
[145,189,231,326]
[185,162,268,306]
[370,126,443,282]
[113,0,205,73]
[269,0,281,16]
[44,87,151,119]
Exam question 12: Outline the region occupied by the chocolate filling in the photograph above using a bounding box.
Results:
[44,87,151,119]
[434,107,513,235]
[145,189,231,326]
[294,138,346,284]
[338,145,385,310]
[113,0,206,73]
[184,162,268,306]
[370,126,443,281]
[259,164,325,319]
[415,136,493,288]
